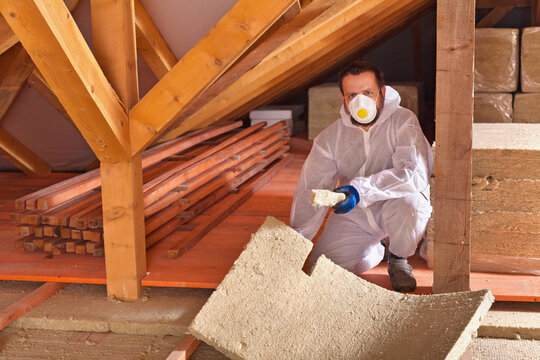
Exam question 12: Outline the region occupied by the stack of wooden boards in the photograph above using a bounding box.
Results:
[474,27,540,123]
[425,123,540,275]
[10,121,291,258]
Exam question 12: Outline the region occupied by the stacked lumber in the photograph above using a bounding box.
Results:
[425,123,540,275]
[11,121,291,257]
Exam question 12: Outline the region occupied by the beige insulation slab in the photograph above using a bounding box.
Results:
[474,28,519,92]
[478,302,540,340]
[473,93,513,123]
[513,93,540,123]
[472,123,540,179]
[310,189,346,207]
[521,27,540,92]
[189,217,494,360]
[308,82,423,139]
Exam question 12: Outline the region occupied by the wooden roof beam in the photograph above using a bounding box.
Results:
[0,127,52,175]
[0,0,131,162]
[532,0,540,25]
[476,6,515,27]
[0,43,34,125]
[128,0,299,156]
[134,0,177,80]
[170,0,433,136]
[0,0,79,57]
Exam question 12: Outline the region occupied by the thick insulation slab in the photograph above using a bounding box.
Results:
[308,82,423,139]
[513,93,540,123]
[189,217,494,360]
[472,123,540,179]
[521,27,540,92]
[310,189,346,207]
[474,28,519,92]
[473,93,513,123]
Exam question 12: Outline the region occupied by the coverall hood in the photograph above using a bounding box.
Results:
[340,86,401,130]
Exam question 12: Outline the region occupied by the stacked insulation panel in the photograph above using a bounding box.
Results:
[11,121,290,258]
[515,27,540,123]
[473,28,518,123]
[425,124,540,275]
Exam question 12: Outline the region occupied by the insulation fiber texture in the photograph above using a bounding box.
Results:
[310,189,346,208]
[474,28,518,92]
[473,93,512,123]
[514,93,540,123]
[521,27,540,92]
[189,217,494,360]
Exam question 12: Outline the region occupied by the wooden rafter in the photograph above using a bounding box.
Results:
[166,0,433,137]
[128,0,298,156]
[157,0,325,143]
[476,6,515,27]
[0,0,130,162]
[433,0,475,293]
[0,127,52,175]
[134,0,177,80]
[0,0,79,57]
[0,43,33,124]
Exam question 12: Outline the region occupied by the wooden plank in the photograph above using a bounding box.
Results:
[165,335,201,360]
[128,0,297,155]
[101,154,146,299]
[167,154,290,259]
[91,0,139,110]
[134,0,177,79]
[476,6,515,27]
[0,0,131,162]
[0,127,52,175]
[0,43,34,124]
[0,282,66,330]
[476,0,530,7]
[433,0,475,293]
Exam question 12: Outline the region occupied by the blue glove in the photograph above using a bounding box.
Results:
[332,185,360,214]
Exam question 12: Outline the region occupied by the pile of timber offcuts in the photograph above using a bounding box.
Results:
[10,121,291,258]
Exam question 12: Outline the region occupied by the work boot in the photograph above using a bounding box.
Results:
[387,256,416,292]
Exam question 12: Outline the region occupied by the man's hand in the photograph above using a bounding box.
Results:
[332,186,360,214]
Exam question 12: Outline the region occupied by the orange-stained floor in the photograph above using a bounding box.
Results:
[0,152,538,302]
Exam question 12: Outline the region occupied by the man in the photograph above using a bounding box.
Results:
[290,61,433,292]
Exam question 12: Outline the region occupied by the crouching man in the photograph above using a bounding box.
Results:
[290,61,433,292]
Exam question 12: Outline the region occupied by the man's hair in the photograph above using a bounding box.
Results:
[338,61,385,94]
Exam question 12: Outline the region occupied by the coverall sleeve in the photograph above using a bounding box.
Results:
[290,136,338,241]
[350,116,432,208]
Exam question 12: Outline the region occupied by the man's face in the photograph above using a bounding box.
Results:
[340,71,386,126]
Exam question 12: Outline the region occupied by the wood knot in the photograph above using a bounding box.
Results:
[239,23,248,32]
[90,85,95,93]
[9,12,16,18]
[214,58,223,66]
[172,96,179,102]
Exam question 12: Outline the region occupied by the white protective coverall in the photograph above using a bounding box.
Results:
[290,86,433,274]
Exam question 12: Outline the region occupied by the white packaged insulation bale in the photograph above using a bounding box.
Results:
[473,93,513,123]
[249,107,299,136]
[514,93,540,123]
[521,27,540,92]
[474,28,519,92]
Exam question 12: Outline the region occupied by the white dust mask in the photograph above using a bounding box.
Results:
[348,92,379,124]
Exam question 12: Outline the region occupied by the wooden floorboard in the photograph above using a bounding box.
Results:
[0,153,537,301]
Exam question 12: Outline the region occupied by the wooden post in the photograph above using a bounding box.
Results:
[433,0,475,293]
[91,0,145,299]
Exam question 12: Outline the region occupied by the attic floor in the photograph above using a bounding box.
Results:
[0,280,538,359]
[0,147,538,301]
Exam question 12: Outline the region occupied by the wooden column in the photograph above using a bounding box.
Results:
[91,0,145,299]
[433,0,475,293]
